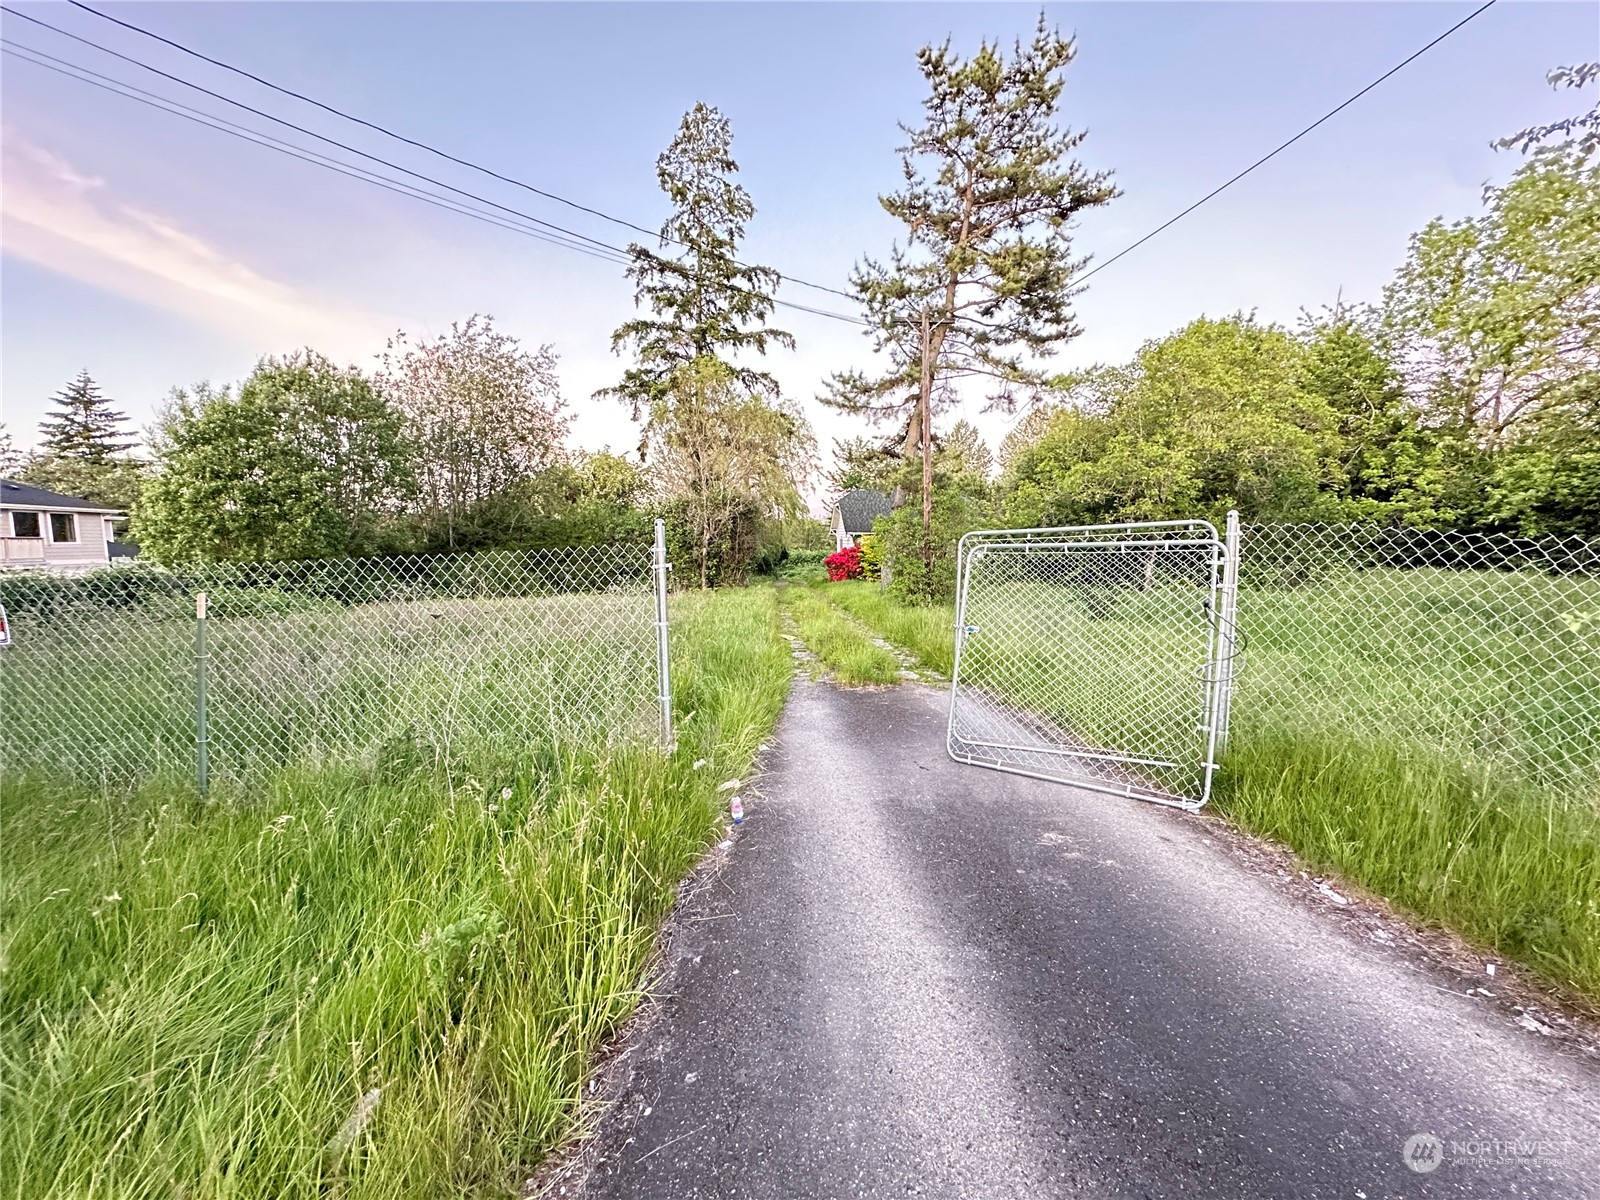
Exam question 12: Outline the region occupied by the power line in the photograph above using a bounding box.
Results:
[64,0,864,306]
[998,0,1500,439]
[0,4,635,259]
[1072,0,1499,288]
[67,0,666,243]
[1,42,635,266]
[0,6,870,326]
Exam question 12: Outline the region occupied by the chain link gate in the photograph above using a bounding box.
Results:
[946,517,1240,810]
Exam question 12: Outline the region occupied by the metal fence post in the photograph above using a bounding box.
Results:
[194,591,210,794]
[1215,510,1242,753]
[652,519,673,747]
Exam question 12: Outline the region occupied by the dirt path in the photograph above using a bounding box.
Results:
[557,679,1600,1198]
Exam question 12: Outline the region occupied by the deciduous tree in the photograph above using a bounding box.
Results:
[1496,63,1599,159]
[1381,147,1599,442]
[651,358,813,587]
[135,353,413,561]
[1000,316,1346,527]
[1296,304,1434,519]
[827,436,901,493]
[378,315,569,548]
[940,419,994,483]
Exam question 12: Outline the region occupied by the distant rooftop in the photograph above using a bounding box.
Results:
[834,488,894,535]
[1,479,123,513]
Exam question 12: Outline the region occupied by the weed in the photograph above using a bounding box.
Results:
[780,585,901,686]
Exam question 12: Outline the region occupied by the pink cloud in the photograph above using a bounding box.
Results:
[1,129,389,357]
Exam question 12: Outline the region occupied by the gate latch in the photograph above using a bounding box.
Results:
[963,624,979,635]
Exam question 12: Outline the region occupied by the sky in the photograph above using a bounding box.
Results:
[1,0,1595,505]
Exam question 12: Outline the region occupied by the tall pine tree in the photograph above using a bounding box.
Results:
[601,102,810,586]
[600,102,793,429]
[823,17,1117,565]
[0,425,22,478]
[38,371,136,464]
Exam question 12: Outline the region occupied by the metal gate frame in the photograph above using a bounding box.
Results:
[946,514,1241,811]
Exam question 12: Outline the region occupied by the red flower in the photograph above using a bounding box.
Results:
[823,545,864,582]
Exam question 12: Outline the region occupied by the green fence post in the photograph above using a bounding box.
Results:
[195,591,210,795]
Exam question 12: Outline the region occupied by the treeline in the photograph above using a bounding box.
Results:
[3,102,833,584]
[1002,146,1597,539]
[834,137,1597,603]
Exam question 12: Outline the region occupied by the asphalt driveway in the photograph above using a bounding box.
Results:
[570,679,1599,1198]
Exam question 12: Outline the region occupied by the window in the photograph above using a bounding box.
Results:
[10,511,40,538]
[49,513,77,543]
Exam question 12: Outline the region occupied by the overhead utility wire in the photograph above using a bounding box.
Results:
[65,0,863,306]
[1072,0,1499,288]
[1,42,633,266]
[1,5,634,259]
[998,0,1501,439]
[0,6,868,326]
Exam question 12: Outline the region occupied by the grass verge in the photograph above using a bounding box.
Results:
[824,580,956,676]
[1213,727,1600,999]
[0,587,791,1199]
[779,585,901,686]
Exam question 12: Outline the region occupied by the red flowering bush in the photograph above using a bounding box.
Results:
[824,545,864,582]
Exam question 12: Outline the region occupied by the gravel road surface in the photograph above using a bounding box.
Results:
[572,679,1599,1199]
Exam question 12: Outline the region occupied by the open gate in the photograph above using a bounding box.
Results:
[946,517,1240,810]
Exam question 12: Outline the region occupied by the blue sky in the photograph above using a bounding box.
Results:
[2,1,1594,487]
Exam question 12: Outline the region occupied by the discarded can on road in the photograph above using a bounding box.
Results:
[730,796,744,825]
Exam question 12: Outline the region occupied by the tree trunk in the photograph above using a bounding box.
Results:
[920,310,934,577]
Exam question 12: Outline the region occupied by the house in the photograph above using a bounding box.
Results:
[1,479,129,572]
[828,488,894,552]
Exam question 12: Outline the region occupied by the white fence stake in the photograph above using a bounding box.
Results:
[652,518,674,747]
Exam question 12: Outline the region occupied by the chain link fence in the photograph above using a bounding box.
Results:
[1235,523,1600,801]
[0,536,670,793]
[947,521,1233,809]
[945,519,1597,809]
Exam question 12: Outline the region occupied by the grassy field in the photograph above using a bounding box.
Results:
[828,569,1600,1001]
[0,579,659,790]
[779,584,902,686]
[0,587,792,1199]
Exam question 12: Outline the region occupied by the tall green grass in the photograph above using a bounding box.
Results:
[779,585,901,686]
[0,585,659,790]
[825,581,956,676]
[0,588,791,1199]
[1214,728,1600,997]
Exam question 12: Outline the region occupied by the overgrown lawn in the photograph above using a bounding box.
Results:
[0,587,791,1198]
[780,584,901,686]
[834,575,1600,1001]
[826,580,955,676]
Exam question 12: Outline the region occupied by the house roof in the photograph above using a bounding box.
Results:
[1,478,123,513]
[833,488,894,535]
